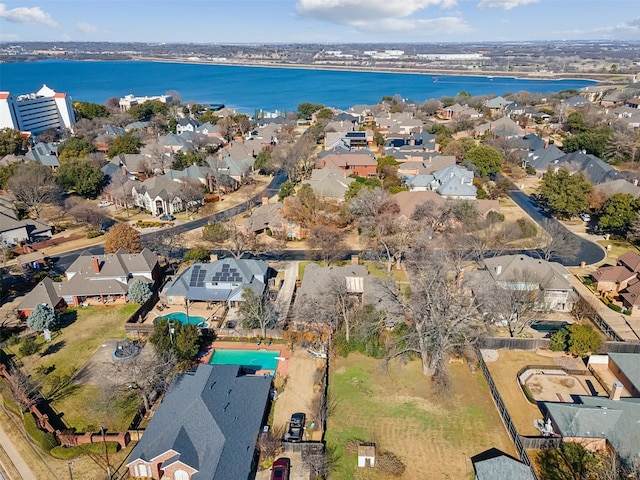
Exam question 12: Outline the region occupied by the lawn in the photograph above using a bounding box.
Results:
[5,303,139,431]
[326,354,515,480]
[597,238,639,262]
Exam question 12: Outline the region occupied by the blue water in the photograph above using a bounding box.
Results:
[0,60,596,113]
[160,311,206,326]
[209,348,280,371]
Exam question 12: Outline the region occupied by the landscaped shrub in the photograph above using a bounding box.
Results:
[517,218,538,238]
[581,277,593,286]
[24,413,57,451]
[549,328,569,352]
[567,324,601,358]
[136,221,174,229]
[19,336,41,357]
[607,302,622,313]
[86,230,104,239]
[50,441,119,459]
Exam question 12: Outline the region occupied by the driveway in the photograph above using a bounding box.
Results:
[508,189,605,266]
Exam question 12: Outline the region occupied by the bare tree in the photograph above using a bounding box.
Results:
[256,424,286,460]
[146,142,172,174]
[7,162,62,217]
[389,247,485,388]
[111,348,177,411]
[66,198,107,230]
[217,117,235,142]
[4,364,42,416]
[238,288,279,339]
[308,225,345,266]
[178,179,204,217]
[104,172,134,218]
[538,218,580,262]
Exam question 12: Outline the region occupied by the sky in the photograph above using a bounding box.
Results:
[0,0,638,44]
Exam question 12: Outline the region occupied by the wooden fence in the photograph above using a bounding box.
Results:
[478,337,551,350]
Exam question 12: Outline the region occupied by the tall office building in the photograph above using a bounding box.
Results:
[0,84,75,133]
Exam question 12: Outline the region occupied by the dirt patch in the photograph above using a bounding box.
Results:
[273,348,326,441]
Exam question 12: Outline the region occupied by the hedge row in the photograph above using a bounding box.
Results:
[136,221,174,228]
[24,413,57,451]
[50,441,120,459]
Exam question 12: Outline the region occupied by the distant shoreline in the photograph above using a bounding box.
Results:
[127,56,608,84]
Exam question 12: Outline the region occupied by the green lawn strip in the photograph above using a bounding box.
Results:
[364,261,408,282]
[53,384,139,432]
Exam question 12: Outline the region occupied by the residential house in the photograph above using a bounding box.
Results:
[375,112,423,134]
[243,200,302,240]
[26,142,59,170]
[521,133,546,151]
[524,144,565,175]
[127,364,271,480]
[591,251,640,294]
[132,175,197,216]
[543,353,640,467]
[485,96,512,115]
[0,154,28,167]
[94,125,125,151]
[483,254,576,312]
[318,152,377,177]
[156,133,192,153]
[17,248,159,315]
[161,258,272,308]
[393,190,445,220]
[114,153,150,179]
[610,106,640,129]
[433,165,477,200]
[625,98,640,109]
[125,120,151,132]
[293,263,400,331]
[550,151,621,184]
[562,96,590,108]
[476,199,501,219]
[176,118,200,135]
[16,277,67,318]
[474,116,524,138]
[441,103,481,119]
[397,156,456,177]
[214,142,256,183]
[305,168,354,201]
[594,179,640,199]
[0,195,52,245]
[472,449,536,480]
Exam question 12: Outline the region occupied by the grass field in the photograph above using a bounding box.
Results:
[5,303,139,430]
[326,354,515,480]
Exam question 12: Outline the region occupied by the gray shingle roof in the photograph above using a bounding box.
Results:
[128,364,272,480]
[16,277,64,312]
[608,353,640,391]
[472,449,536,480]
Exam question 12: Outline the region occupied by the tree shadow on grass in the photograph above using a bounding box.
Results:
[58,309,78,329]
[40,340,65,357]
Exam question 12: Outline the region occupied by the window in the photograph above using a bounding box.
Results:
[175,470,189,480]
[133,464,152,477]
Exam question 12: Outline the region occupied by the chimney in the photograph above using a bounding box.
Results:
[351,255,359,265]
[610,381,623,401]
[261,196,269,206]
[210,254,218,263]
[93,258,100,273]
[495,265,502,275]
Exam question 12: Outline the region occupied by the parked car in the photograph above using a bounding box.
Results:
[579,212,591,222]
[97,201,113,208]
[270,457,290,480]
[159,214,175,221]
[284,413,305,442]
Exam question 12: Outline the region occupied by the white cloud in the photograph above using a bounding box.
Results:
[0,32,20,41]
[76,22,99,34]
[0,3,57,27]
[295,0,465,35]
[553,17,640,39]
[477,0,539,10]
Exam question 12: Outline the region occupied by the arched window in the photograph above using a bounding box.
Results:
[174,470,189,480]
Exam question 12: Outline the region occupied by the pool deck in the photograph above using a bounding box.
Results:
[200,341,292,378]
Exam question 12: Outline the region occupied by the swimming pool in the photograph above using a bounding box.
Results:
[209,348,281,372]
[160,312,207,327]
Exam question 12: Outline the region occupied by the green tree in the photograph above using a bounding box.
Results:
[104,223,142,253]
[344,175,381,201]
[538,168,592,219]
[549,328,569,351]
[564,111,588,133]
[0,128,28,157]
[149,319,201,365]
[26,304,59,333]
[297,102,324,118]
[196,110,220,124]
[56,158,104,198]
[19,337,41,357]
[183,246,211,263]
[278,180,295,201]
[562,126,612,158]
[598,193,639,234]
[202,221,230,243]
[127,100,169,121]
[441,137,477,162]
[73,101,109,120]
[254,149,272,173]
[107,133,142,158]
[315,108,334,120]
[0,162,21,189]
[465,145,504,177]
[567,323,601,357]
[128,279,152,304]
[58,137,96,162]
[171,151,206,170]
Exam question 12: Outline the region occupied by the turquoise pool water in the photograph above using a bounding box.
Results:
[160,312,207,326]
[209,348,281,372]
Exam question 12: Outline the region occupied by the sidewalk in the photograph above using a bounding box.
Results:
[570,276,640,342]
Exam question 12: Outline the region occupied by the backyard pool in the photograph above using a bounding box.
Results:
[159,312,207,327]
[209,348,281,372]
[531,321,569,333]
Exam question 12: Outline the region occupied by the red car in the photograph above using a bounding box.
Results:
[270,457,290,480]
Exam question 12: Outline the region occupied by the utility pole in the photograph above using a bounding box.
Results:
[67,461,74,480]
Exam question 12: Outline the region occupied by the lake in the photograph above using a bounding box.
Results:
[0,60,596,113]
